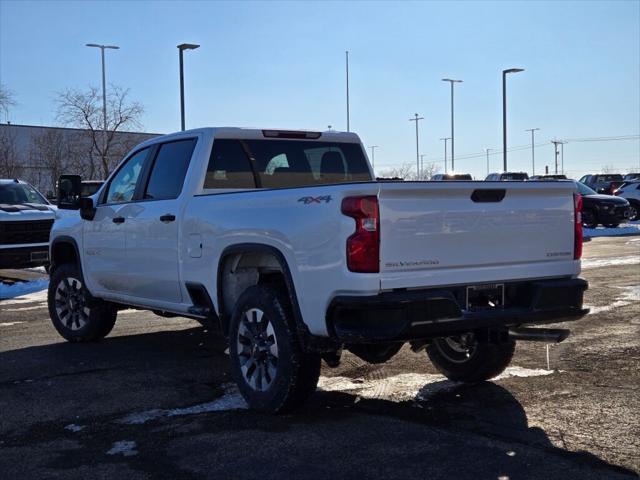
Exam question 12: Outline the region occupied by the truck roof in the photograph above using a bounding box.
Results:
[133,127,362,150]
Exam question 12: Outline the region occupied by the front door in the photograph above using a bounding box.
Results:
[83,147,149,295]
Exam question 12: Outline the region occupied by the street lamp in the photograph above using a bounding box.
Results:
[442,78,462,170]
[485,148,491,175]
[86,43,119,168]
[369,145,378,170]
[409,113,424,177]
[177,43,200,131]
[525,128,540,175]
[502,68,524,171]
[439,137,451,173]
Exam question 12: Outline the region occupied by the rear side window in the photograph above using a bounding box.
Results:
[145,139,197,200]
[204,139,255,189]
[245,140,371,188]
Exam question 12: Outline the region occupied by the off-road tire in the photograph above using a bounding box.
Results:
[427,336,516,383]
[582,209,598,229]
[48,263,117,342]
[228,285,321,413]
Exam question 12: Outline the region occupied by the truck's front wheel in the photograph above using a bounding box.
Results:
[228,285,321,413]
[426,334,515,383]
[47,264,117,342]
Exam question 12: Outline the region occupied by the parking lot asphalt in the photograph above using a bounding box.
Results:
[1,235,638,479]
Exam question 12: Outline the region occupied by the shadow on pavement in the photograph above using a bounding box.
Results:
[0,325,636,479]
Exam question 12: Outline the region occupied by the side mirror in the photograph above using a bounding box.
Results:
[57,174,82,209]
[80,197,96,221]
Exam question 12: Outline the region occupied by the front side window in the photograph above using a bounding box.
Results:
[105,148,148,204]
[145,139,197,200]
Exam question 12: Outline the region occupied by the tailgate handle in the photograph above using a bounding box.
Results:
[471,189,506,203]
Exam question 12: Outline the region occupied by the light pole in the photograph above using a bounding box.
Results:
[439,137,451,173]
[409,113,424,177]
[420,154,426,178]
[442,78,462,170]
[485,148,491,175]
[369,145,378,170]
[86,43,119,168]
[525,127,540,175]
[551,140,562,174]
[502,68,524,171]
[345,50,350,132]
[177,43,200,131]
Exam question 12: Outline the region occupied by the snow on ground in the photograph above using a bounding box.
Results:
[585,285,640,314]
[106,440,138,457]
[581,255,640,270]
[319,366,555,402]
[117,367,556,424]
[583,221,640,238]
[0,279,49,301]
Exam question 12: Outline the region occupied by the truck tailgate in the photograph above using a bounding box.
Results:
[378,181,580,290]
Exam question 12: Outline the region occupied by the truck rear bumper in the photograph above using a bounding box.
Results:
[327,278,588,342]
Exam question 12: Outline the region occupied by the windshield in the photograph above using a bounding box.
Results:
[0,183,49,205]
[576,181,597,196]
[597,174,623,182]
[502,173,528,180]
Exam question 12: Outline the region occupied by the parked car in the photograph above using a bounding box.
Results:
[613,180,640,221]
[530,174,567,180]
[623,173,640,181]
[431,173,473,180]
[576,181,631,228]
[0,179,56,269]
[49,127,588,412]
[579,174,624,195]
[485,172,529,181]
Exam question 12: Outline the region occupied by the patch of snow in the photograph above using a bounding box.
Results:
[0,280,49,302]
[318,366,555,402]
[583,223,640,238]
[0,322,25,327]
[2,305,43,312]
[118,384,247,425]
[64,423,85,432]
[584,286,639,315]
[106,440,137,457]
[581,256,640,270]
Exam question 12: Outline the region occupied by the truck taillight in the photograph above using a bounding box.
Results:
[574,193,583,260]
[341,196,380,273]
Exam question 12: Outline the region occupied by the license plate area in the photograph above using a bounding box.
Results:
[30,251,49,262]
[466,283,504,311]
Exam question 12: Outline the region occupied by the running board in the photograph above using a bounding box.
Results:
[508,327,570,343]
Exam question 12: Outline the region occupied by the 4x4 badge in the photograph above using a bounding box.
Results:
[298,195,332,205]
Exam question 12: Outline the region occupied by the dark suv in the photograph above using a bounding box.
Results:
[579,174,624,195]
[576,181,631,228]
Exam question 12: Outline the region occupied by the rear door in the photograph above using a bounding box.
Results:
[377,181,578,290]
[124,138,197,303]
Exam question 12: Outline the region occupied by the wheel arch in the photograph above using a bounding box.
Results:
[216,243,309,339]
[50,236,82,273]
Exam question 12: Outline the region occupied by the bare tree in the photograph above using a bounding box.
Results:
[378,162,440,181]
[0,128,20,179]
[30,129,83,194]
[56,85,144,178]
[600,164,616,174]
[0,83,16,121]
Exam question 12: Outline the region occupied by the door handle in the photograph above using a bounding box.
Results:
[112,216,125,224]
[160,214,176,223]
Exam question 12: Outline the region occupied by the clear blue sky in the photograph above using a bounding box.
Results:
[1,0,639,179]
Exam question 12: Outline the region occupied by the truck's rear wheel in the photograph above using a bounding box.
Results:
[47,264,117,342]
[426,333,515,383]
[228,285,321,413]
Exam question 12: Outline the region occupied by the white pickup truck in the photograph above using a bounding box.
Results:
[49,128,588,412]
